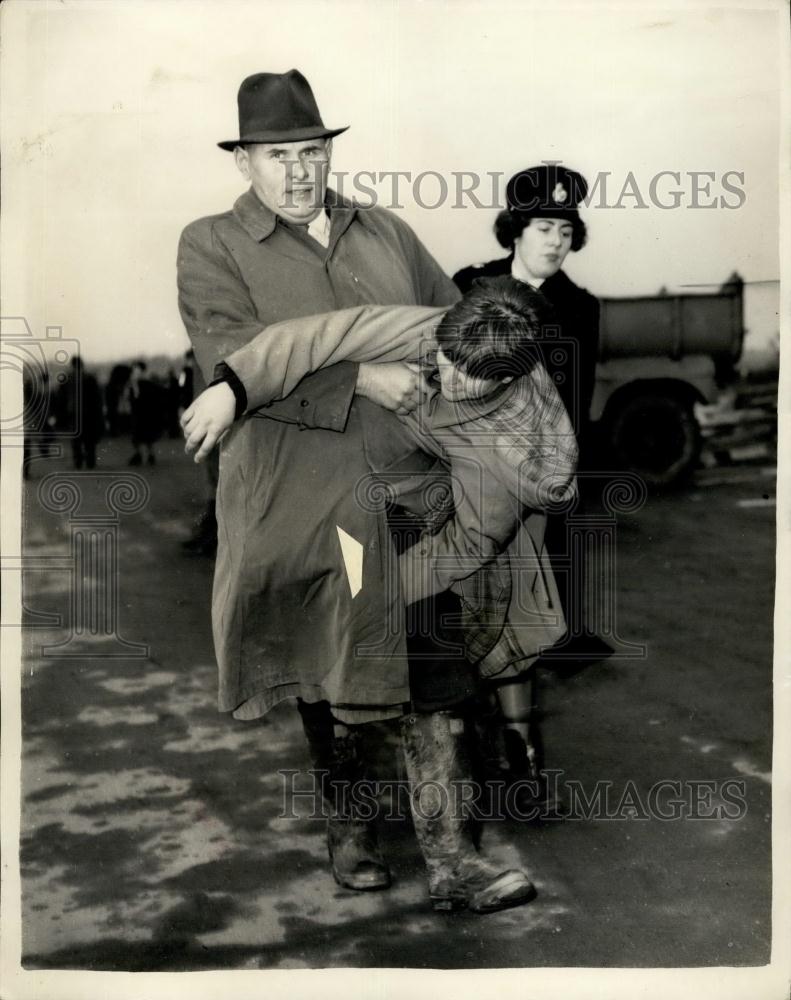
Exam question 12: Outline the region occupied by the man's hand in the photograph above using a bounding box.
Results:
[356,362,427,415]
[181,381,236,463]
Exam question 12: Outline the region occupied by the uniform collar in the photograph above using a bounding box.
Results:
[232,186,358,243]
[510,254,544,290]
[535,269,571,296]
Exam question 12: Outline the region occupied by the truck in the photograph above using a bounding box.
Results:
[591,272,745,486]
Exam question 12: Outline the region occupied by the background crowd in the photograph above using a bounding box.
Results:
[22,350,199,473]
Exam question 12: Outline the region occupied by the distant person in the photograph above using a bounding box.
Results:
[127,361,160,466]
[105,363,132,436]
[166,368,182,438]
[60,357,105,470]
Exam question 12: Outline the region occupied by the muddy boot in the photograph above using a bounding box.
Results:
[400,711,536,914]
[298,700,390,892]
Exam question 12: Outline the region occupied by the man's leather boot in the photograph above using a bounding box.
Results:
[298,700,390,892]
[400,710,536,913]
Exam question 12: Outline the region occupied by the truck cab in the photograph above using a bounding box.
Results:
[592,273,744,486]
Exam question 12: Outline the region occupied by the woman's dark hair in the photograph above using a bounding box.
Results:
[494,208,587,253]
[436,276,553,381]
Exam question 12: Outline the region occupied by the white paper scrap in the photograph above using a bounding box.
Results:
[336,526,364,598]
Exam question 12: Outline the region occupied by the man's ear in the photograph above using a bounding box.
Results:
[234,145,250,180]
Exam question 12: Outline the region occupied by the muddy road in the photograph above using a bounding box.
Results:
[16,437,774,971]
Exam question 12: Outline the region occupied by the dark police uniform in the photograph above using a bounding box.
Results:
[453,258,600,444]
[453,252,605,656]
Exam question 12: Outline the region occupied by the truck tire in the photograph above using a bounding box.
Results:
[603,390,702,487]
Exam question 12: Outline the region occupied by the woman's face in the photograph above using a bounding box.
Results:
[514,217,574,283]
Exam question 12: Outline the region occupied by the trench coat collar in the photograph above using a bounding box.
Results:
[232,186,359,243]
[423,378,519,429]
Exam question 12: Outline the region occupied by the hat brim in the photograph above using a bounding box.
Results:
[218,124,348,151]
[511,206,581,222]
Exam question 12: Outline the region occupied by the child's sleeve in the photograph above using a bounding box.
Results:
[396,366,578,606]
[491,366,579,511]
[398,453,520,605]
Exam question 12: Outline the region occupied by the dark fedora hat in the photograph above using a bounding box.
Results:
[506,164,589,221]
[218,69,349,151]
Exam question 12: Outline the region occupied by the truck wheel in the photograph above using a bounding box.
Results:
[604,391,702,487]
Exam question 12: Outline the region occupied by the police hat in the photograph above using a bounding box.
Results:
[506,164,588,221]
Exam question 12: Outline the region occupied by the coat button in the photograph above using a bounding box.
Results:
[300,399,309,407]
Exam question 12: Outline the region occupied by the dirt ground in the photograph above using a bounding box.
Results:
[16,436,775,971]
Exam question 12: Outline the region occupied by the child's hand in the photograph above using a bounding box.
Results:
[181,382,236,463]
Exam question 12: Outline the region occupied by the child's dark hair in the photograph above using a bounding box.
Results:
[436,276,554,381]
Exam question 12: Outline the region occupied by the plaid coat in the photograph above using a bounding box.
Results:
[394,368,577,675]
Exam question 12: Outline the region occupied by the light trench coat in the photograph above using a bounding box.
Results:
[177,188,574,718]
[178,188,459,719]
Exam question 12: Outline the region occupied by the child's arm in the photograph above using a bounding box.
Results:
[484,365,579,512]
[398,453,519,606]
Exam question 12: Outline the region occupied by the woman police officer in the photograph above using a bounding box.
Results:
[454,164,612,786]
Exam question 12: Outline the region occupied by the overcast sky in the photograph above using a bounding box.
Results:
[2,0,783,362]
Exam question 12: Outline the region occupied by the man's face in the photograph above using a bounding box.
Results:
[435,348,510,402]
[514,217,574,282]
[234,139,331,223]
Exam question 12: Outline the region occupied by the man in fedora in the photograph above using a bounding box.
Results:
[177,70,535,913]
